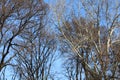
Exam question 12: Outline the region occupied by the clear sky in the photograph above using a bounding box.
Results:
[0,0,100,80]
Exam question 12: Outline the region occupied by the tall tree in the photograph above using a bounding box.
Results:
[12,28,57,80]
[51,0,120,79]
[0,0,48,78]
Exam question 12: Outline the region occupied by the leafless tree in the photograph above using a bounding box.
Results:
[0,0,50,79]
[51,0,120,80]
[12,28,57,80]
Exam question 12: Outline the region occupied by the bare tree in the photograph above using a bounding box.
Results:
[50,0,120,80]
[0,0,49,79]
[12,28,57,80]
[60,17,120,80]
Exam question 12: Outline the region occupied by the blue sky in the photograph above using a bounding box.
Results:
[2,0,120,80]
